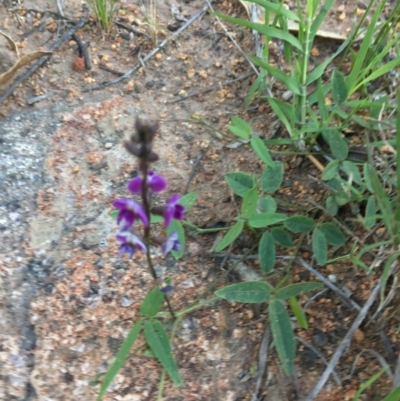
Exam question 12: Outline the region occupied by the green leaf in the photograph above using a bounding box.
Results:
[215,281,272,303]
[250,56,301,95]
[328,131,348,160]
[271,227,293,247]
[267,97,294,137]
[352,367,388,401]
[322,160,339,181]
[258,232,275,273]
[225,172,254,196]
[326,196,339,216]
[261,161,284,193]
[97,319,142,400]
[284,215,315,233]
[257,195,277,213]
[319,223,346,246]
[144,320,182,385]
[275,282,323,300]
[227,116,252,140]
[248,213,287,228]
[342,160,362,185]
[140,288,164,317]
[312,228,328,265]
[334,190,351,206]
[269,299,296,375]
[150,214,165,224]
[381,386,400,401]
[289,297,308,329]
[167,220,185,259]
[211,14,302,50]
[241,188,258,219]
[250,136,275,167]
[215,221,244,252]
[179,192,197,210]
[234,0,300,21]
[332,69,348,104]
[109,209,119,219]
[364,163,374,193]
[365,196,377,229]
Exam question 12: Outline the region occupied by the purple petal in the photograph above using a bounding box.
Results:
[173,204,185,220]
[163,208,174,228]
[167,194,180,206]
[113,198,149,226]
[118,243,136,258]
[148,172,167,193]
[116,231,147,254]
[117,210,135,227]
[162,231,180,255]
[135,205,149,227]
[127,177,142,194]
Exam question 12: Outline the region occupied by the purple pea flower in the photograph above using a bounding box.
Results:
[164,194,185,227]
[113,198,149,227]
[162,231,181,255]
[116,230,147,258]
[128,171,167,194]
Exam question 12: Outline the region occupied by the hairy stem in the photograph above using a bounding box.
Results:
[141,166,176,319]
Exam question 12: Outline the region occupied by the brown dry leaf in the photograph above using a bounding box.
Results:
[0,50,53,87]
[0,29,20,58]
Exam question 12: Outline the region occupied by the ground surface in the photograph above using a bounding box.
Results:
[0,0,399,400]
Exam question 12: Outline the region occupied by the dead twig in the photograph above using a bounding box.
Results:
[281,256,362,312]
[251,327,270,401]
[72,33,91,70]
[82,5,209,93]
[184,151,203,195]
[98,64,125,76]
[168,71,256,104]
[296,336,342,386]
[115,21,152,40]
[0,18,88,104]
[303,282,381,401]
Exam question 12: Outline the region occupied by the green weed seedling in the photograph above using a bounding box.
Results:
[87,0,119,31]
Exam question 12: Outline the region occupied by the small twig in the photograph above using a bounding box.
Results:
[205,0,262,83]
[72,33,91,70]
[56,0,65,17]
[345,349,393,382]
[288,257,362,312]
[168,71,256,104]
[296,336,342,386]
[20,18,50,40]
[115,21,152,40]
[251,327,270,401]
[306,197,364,246]
[183,151,203,195]
[137,47,146,70]
[0,18,88,104]
[98,64,125,76]
[82,5,209,93]
[303,282,381,401]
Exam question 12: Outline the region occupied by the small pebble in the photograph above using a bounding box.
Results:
[312,329,328,347]
[104,142,113,149]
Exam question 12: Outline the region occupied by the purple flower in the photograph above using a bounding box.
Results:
[113,198,149,227]
[164,194,185,227]
[162,231,181,255]
[128,171,167,194]
[116,230,147,257]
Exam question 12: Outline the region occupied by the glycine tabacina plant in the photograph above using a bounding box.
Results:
[97,120,185,400]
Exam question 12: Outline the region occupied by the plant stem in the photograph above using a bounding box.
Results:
[141,166,176,319]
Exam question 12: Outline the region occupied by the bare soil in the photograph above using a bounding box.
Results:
[0,1,398,400]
